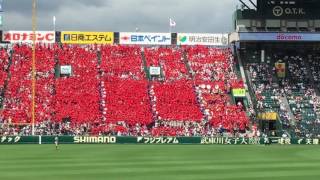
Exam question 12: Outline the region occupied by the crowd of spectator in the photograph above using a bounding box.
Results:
[144,47,189,81]
[55,45,101,124]
[0,47,10,106]
[0,44,251,137]
[186,46,249,132]
[245,51,320,137]
[2,44,56,124]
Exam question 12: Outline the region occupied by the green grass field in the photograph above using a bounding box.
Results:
[0,145,320,180]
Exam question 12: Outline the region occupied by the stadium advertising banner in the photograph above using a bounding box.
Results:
[201,137,320,145]
[275,62,286,78]
[1,136,320,145]
[61,32,114,44]
[177,33,229,46]
[239,33,320,42]
[119,32,171,45]
[2,31,55,43]
[60,65,72,75]
[149,66,161,76]
[232,88,246,97]
[257,112,278,121]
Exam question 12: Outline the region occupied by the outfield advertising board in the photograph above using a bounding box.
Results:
[0,136,38,144]
[61,31,114,44]
[201,137,320,145]
[1,136,320,145]
[2,31,55,43]
[73,136,117,144]
[177,33,229,46]
[119,32,171,45]
[201,137,261,145]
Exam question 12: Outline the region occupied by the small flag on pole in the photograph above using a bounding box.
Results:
[53,16,56,25]
[169,18,176,27]
[0,0,3,12]
[53,16,56,30]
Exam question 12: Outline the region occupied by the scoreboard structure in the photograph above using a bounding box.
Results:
[231,0,320,54]
[256,0,320,19]
[231,0,320,57]
[231,0,320,133]
[234,0,320,32]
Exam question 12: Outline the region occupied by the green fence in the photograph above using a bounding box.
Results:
[0,136,319,145]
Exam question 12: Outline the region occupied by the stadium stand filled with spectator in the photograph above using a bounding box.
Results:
[0,44,251,136]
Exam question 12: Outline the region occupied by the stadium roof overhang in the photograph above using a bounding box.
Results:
[238,0,257,10]
[229,32,320,43]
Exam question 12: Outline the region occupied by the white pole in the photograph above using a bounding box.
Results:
[53,16,56,31]
[0,0,3,12]
[169,18,171,33]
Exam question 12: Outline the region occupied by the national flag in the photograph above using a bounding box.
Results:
[53,16,56,27]
[0,0,3,12]
[169,18,176,27]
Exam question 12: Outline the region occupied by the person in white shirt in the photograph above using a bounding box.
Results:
[54,136,59,150]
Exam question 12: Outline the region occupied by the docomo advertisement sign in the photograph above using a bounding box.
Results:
[3,31,55,43]
[177,33,229,46]
[239,33,320,42]
[120,32,171,45]
[275,33,302,41]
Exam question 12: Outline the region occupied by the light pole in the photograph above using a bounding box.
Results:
[31,0,37,135]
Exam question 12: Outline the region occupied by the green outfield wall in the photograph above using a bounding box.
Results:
[1,136,320,145]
